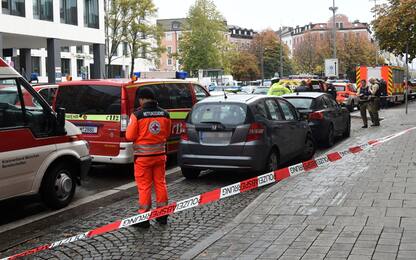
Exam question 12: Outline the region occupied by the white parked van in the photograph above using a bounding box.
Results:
[0,58,91,209]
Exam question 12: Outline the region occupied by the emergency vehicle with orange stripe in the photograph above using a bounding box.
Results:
[54,71,210,164]
[356,66,405,103]
[0,57,91,209]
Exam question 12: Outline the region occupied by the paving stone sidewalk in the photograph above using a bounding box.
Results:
[183,106,416,260]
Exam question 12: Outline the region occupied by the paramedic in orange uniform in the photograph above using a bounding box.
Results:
[126,88,171,228]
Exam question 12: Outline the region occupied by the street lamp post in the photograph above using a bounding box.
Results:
[279,27,283,78]
[329,0,338,59]
[405,40,409,114]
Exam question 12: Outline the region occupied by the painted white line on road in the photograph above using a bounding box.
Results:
[0,166,182,235]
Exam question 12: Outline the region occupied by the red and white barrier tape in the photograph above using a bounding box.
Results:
[2,127,415,260]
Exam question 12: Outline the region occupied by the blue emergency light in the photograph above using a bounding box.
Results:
[133,72,141,78]
[176,71,188,79]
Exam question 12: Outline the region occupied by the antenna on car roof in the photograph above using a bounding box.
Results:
[223,89,228,99]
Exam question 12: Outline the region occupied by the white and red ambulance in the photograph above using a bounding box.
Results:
[0,58,91,209]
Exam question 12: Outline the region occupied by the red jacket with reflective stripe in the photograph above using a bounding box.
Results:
[126,101,171,156]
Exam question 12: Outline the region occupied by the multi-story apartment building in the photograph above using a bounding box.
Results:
[280,14,372,55]
[227,25,256,51]
[0,0,105,83]
[157,18,256,71]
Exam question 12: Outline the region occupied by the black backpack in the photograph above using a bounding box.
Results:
[377,80,387,96]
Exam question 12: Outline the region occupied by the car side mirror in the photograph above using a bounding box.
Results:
[56,107,66,135]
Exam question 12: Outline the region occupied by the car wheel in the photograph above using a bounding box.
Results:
[301,135,316,161]
[265,150,279,173]
[181,167,201,179]
[348,101,354,112]
[343,117,351,138]
[40,162,76,209]
[325,124,335,147]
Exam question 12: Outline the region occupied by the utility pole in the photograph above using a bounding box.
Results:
[260,40,264,85]
[329,0,338,59]
[279,27,283,78]
[371,0,378,65]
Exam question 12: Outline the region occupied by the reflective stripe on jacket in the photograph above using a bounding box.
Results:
[126,101,172,157]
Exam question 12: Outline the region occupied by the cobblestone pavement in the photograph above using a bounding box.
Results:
[1,103,414,260]
[185,103,416,259]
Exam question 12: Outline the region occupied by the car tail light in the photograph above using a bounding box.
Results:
[120,114,129,132]
[246,123,265,142]
[309,111,324,120]
[180,122,189,141]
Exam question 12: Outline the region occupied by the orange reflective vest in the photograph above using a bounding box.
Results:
[126,101,171,156]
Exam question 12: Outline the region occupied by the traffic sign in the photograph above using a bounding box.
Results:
[325,59,338,77]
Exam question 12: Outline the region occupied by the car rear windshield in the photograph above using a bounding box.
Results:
[334,85,345,91]
[285,98,314,110]
[191,103,248,125]
[56,85,121,114]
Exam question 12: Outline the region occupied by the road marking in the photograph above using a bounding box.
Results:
[0,167,182,235]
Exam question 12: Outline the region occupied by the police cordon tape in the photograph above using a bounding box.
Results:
[2,127,416,260]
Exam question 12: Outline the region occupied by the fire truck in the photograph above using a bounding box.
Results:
[356,66,405,103]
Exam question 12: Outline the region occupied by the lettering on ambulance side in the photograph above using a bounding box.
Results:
[1,154,40,169]
[171,122,183,135]
[339,150,351,157]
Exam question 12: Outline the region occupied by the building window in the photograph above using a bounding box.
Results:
[167,46,172,54]
[165,32,173,41]
[76,45,83,53]
[320,33,324,40]
[89,45,93,54]
[76,59,83,77]
[2,0,25,17]
[32,57,41,74]
[171,22,180,30]
[61,58,70,76]
[61,46,70,52]
[84,0,99,28]
[60,0,77,25]
[167,59,172,66]
[33,0,53,21]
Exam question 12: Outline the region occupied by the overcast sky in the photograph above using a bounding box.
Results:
[153,0,386,30]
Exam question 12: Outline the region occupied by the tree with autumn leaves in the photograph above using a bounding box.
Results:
[293,31,383,80]
[372,0,416,60]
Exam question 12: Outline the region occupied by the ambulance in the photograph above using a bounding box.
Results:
[0,58,91,209]
[356,66,405,103]
[54,71,210,164]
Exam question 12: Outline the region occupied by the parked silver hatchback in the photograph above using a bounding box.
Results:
[178,94,315,179]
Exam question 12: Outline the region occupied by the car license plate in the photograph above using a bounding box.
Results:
[200,131,232,145]
[78,126,98,134]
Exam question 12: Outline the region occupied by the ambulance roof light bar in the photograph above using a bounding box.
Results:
[135,71,188,80]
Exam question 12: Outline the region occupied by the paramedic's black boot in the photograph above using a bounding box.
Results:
[362,125,368,128]
[156,216,168,225]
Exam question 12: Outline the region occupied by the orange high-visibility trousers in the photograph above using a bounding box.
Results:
[134,155,168,213]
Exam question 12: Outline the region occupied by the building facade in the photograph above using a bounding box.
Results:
[0,0,105,83]
[227,25,255,51]
[281,14,372,55]
[157,18,185,71]
[157,18,255,71]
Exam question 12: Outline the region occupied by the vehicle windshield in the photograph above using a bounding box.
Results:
[0,89,18,104]
[191,103,247,125]
[334,85,346,91]
[253,88,269,94]
[285,98,314,110]
[56,85,121,115]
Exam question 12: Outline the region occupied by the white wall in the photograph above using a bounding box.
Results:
[0,0,105,47]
